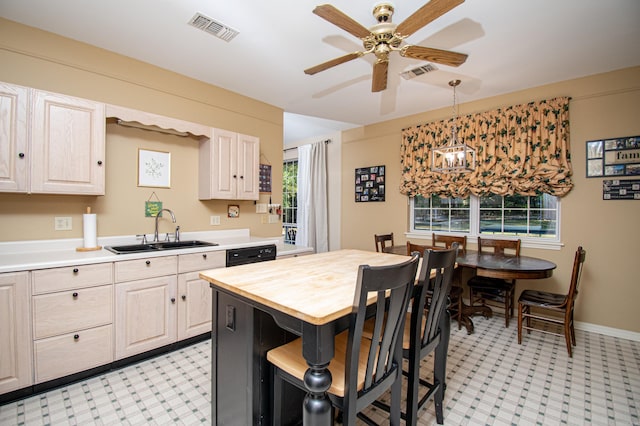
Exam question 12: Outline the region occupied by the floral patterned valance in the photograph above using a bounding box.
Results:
[400,97,573,198]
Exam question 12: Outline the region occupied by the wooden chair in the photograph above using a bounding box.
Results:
[518,246,586,357]
[267,253,420,425]
[467,237,521,327]
[406,241,463,332]
[374,245,457,425]
[374,232,394,252]
[431,233,466,331]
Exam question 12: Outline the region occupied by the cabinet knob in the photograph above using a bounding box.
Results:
[73,334,80,340]
[18,152,25,158]
[146,260,151,266]
[202,253,207,259]
[97,160,103,166]
[72,292,78,298]
[171,297,176,304]
[240,175,244,179]
[233,174,237,178]
[73,268,79,274]
[181,295,186,301]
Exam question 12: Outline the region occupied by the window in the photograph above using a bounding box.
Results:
[411,193,560,243]
[282,159,298,244]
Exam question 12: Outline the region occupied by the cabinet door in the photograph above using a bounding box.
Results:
[115,276,177,359]
[0,271,33,394]
[30,90,105,195]
[0,82,28,193]
[177,272,212,340]
[236,133,260,200]
[202,128,237,199]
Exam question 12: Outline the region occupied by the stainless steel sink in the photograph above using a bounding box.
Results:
[105,240,218,254]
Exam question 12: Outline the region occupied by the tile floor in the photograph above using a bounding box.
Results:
[1,316,639,425]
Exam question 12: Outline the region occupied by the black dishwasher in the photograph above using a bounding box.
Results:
[226,244,277,266]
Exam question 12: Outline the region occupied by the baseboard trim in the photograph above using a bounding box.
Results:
[575,321,640,342]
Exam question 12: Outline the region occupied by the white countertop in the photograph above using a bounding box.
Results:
[0,229,313,273]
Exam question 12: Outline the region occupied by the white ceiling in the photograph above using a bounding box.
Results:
[2,0,639,145]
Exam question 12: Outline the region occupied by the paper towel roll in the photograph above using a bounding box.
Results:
[83,213,97,248]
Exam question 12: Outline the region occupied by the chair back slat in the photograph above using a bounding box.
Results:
[432,233,467,254]
[477,237,521,256]
[566,246,586,307]
[346,253,419,403]
[374,233,395,252]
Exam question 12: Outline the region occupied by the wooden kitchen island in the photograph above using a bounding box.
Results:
[200,249,411,426]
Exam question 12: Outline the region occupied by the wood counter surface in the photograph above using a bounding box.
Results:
[199,249,410,326]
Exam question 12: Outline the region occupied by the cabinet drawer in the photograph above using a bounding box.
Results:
[34,324,113,384]
[178,250,225,273]
[33,263,113,294]
[33,285,113,339]
[115,255,177,282]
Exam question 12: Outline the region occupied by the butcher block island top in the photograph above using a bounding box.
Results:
[199,249,411,325]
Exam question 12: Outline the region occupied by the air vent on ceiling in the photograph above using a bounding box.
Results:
[400,63,438,80]
[188,12,239,42]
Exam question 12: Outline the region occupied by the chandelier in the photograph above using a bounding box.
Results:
[431,80,476,173]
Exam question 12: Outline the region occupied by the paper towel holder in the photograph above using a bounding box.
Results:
[76,206,103,252]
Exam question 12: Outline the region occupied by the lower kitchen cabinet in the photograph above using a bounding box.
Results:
[115,275,178,359]
[31,264,114,384]
[177,272,213,340]
[0,272,33,395]
[34,325,113,383]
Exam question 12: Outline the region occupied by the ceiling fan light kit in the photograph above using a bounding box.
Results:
[431,79,477,173]
[305,0,468,92]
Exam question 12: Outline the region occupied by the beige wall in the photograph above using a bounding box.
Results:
[340,66,640,333]
[0,18,284,240]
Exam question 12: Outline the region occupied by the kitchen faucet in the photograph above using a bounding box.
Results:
[154,209,176,242]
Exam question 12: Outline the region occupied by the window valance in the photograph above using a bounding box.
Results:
[400,97,573,198]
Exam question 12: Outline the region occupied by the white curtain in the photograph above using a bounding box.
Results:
[295,141,328,253]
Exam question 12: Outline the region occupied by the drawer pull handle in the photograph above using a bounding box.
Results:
[202,253,207,259]
[73,268,79,273]
[73,334,80,340]
[72,292,79,298]
[171,297,176,304]
[146,260,151,266]
[182,295,186,301]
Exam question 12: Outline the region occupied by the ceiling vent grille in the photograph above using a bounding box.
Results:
[400,63,438,80]
[188,12,239,42]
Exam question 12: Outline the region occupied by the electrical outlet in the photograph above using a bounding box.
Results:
[256,203,267,213]
[54,216,72,231]
[210,215,220,226]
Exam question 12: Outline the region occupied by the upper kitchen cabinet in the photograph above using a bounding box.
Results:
[199,128,260,200]
[0,82,29,192]
[30,90,105,195]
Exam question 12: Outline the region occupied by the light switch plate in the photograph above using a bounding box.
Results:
[268,214,279,224]
[256,203,267,213]
[210,215,220,226]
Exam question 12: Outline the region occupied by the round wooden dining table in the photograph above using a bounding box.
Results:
[384,245,557,333]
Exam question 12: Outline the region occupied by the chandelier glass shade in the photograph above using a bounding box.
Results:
[431,80,476,173]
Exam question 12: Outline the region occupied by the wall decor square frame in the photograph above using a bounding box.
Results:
[586,135,640,178]
[138,149,171,188]
[355,165,385,202]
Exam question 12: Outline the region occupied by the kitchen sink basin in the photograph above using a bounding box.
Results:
[105,240,218,254]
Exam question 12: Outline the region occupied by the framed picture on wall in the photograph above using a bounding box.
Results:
[355,165,385,202]
[138,149,171,187]
[586,136,640,178]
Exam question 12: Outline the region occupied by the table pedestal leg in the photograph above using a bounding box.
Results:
[303,364,332,426]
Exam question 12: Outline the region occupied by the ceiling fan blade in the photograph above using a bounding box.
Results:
[304,52,363,75]
[313,4,371,39]
[401,45,468,67]
[372,60,389,92]
[395,0,465,38]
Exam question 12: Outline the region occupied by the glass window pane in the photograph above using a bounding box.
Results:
[504,195,528,208]
[451,209,470,231]
[431,195,449,208]
[480,193,502,208]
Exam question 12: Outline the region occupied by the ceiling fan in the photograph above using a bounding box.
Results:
[304,0,468,92]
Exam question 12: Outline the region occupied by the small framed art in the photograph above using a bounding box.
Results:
[138,149,171,188]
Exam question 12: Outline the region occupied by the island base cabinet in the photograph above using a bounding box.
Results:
[0,272,32,395]
[211,291,303,426]
[34,325,113,384]
[115,276,177,360]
